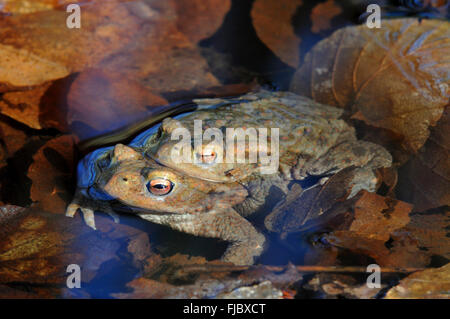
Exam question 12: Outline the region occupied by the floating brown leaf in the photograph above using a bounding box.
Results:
[290,19,450,153]
[27,135,76,214]
[251,0,303,68]
[385,263,450,299]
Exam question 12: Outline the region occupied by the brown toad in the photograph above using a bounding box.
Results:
[66,90,392,265]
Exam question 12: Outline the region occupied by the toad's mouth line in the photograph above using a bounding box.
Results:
[113,204,182,216]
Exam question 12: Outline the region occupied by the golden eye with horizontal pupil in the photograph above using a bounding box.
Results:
[147,179,173,195]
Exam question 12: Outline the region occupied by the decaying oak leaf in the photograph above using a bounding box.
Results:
[111,278,177,299]
[349,191,411,242]
[251,0,303,68]
[217,281,283,299]
[0,1,141,75]
[0,205,152,296]
[27,135,76,214]
[0,83,53,129]
[309,0,343,34]
[393,208,450,260]
[0,0,58,14]
[0,119,28,158]
[305,273,382,299]
[290,18,450,153]
[322,192,424,267]
[385,263,450,299]
[0,44,68,91]
[173,0,231,43]
[115,263,298,299]
[67,69,168,140]
[397,107,450,211]
[325,229,430,268]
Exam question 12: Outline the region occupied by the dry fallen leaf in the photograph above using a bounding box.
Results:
[290,18,450,153]
[27,135,76,214]
[385,263,450,299]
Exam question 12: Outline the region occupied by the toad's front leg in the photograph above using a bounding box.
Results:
[66,190,119,230]
[142,209,266,266]
[214,210,266,265]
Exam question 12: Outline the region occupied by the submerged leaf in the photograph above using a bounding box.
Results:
[290,18,450,153]
[251,0,303,68]
[0,44,68,90]
[385,263,450,299]
[173,0,231,43]
[397,107,450,210]
[27,135,76,214]
[0,83,52,129]
[67,69,168,140]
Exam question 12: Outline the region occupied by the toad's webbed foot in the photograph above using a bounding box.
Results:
[66,190,119,230]
[222,232,266,265]
[206,210,266,265]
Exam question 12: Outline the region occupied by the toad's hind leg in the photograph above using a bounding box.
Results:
[293,140,392,196]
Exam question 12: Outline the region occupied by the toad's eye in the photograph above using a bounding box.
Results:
[146,178,173,196]
[195,149,217,164]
